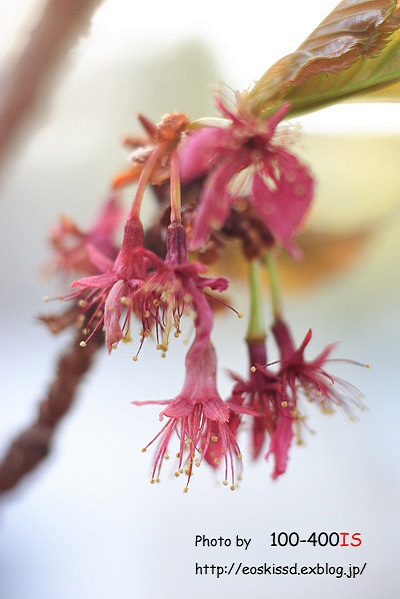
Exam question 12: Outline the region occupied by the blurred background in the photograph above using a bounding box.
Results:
[0,1,399,597]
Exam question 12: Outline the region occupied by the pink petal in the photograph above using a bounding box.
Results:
[104,279,126,352]
[161,395,195,419]
[190,159,246,250]
[86,244,115,273]
[202,396,230,422]
[179,127,224,181]
[252,149,314,256]
[266,411,294,479]
[71,271,117,290]
[90,193,124,244]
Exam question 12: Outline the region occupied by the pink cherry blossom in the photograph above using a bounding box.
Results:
[134,340,242,491]
[264,319,366,478]
[49,193,124,276]
[228,341,278,459]
[272,319,365,416]
[64,217,161,352]
[180,98,314,256]
[135,222,229,355]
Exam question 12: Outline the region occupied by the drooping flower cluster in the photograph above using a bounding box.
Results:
[43,92,367,491]
[228,319,366,479]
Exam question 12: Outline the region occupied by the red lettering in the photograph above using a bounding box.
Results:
[351,532,362,547]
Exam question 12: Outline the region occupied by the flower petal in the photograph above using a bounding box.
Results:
[266,410,294,479]
[71,271,117,290]
[180,127,224,181]
[202,396,230,422]
[252,149,314,256]
[190,158,248,250]
[104,279,127,352]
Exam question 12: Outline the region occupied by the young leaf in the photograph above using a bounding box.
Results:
[248,0,400,117]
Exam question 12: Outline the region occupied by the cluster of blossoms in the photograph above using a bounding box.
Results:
[44,91,367,491]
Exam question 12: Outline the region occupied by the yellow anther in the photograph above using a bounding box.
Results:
[123,332,132,343]
[250,366,257,373]
[141,448,147,453]
[79,341,87,348]
[183,487,189,493]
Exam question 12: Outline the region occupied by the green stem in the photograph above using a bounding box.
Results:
[246,259,267,343]
[265,248,283,320]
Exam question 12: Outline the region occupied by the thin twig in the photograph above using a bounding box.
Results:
[0,329,103,494]
[0,0,104,173]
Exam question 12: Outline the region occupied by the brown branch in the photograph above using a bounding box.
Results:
[0,0,104,173]
[0,329,104,494]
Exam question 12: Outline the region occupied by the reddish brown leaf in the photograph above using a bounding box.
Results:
[248,0,400,115]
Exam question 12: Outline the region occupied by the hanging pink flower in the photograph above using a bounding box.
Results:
[48,193,124,276]
[263,319,366,478]
[180,98,314,256]
[272,319,366,416]
[134,340,242,491]
[64,217,161,352]
[135,222,230,355]
[227,341,278,459]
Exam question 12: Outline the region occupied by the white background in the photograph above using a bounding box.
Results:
[0,1,399,597]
